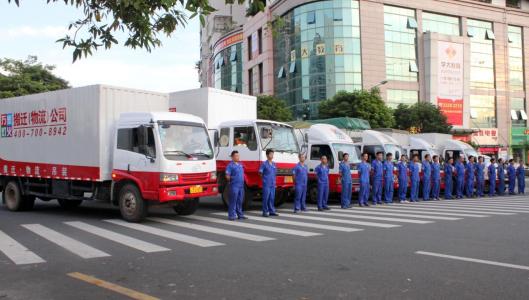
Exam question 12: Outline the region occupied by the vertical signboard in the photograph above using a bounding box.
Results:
[437,41,464,126]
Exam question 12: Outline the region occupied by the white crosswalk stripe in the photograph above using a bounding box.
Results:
[350,206,489,217]
[184,215,322,237]
[415,203,529,213]
[325,206,461,220]
[253,211,401,228]
[104,219,224,248]
[399,204,519,215]
[22,224,110,259]
[374,205,511,216]
[0,230,46,265]
[216,212,362,232]
[148,217,275,242]
[424,201,529,209]
[277,209,433,224]
[65,221,170,253]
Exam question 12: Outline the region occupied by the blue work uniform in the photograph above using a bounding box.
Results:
[226,162,245,220]
[476,163,485,197]
[371,159,383,204]
[292,163,308,212]
[517,165,525,194]
[497,164,505,195]
[259,161,277,216]
[431,162,441,200]
[444,163,454,199]
[488,164,496,197]
[455,161,465,198]
[315,164,330,210]
[465,162,475,198]
[422,160,432,201]
[339,161,352,208]
[409,162,420,202]
[383,160,394,203]
[508,164,516,194]
[358,162,371,206]
[397,161,408,202]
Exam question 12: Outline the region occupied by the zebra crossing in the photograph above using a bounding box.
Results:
[1,196,528,266]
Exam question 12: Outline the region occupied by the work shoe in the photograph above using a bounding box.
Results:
[323,207,330,210]
[269,212,279,217]
[238,216,248,220]
[262,213,269,217]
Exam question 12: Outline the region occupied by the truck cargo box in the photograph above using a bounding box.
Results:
[0,85,168,182]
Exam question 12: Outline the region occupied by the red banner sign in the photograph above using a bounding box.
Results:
[213,32,243,55]
[437,97,463,126]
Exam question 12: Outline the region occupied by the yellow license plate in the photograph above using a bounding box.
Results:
[190,186,203,194]
[284,176,293,183]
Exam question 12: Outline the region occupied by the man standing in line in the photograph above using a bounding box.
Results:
[488,158,497,197]
[339,153,353,209]
[422,154,432,201]
[466,156,476,198]
[508,159,517,195]
[409,155,420,202]
[315,155,330,211]
[497,158,505,196]
[358,153,371,207]
[225,151,247,221]
[444,157,454,200]
[259,149,279,217]
[371,152,384,205]
[397,155,409,203]
[476,156,485,197]
[383,153,395,204]
[517,161,526,195]
[455,156,466,199]
[292,153,308,213]
[431,155,441,201]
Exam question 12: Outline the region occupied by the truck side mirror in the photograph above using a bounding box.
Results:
[338,151,344,161]
[137,125,155,162]
[214,130,219,147]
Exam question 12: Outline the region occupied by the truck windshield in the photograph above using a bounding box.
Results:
[258,123,299,153]
[464,148,479,159]
[385,144,403,160]
[332,143,361,163]
[158,122,213,161]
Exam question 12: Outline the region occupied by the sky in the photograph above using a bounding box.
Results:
[0,1,201,93]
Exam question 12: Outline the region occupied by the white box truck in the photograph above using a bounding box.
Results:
[169,88,299,209]
[0,85,218,222]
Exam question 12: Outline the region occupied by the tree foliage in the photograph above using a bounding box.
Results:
[393,102,452,133]
[0,56,70,99]
[257,95,293,122]
[318,89,395,128]
[8,0,266,62]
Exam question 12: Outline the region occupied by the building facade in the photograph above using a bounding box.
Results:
[198,0,529,162]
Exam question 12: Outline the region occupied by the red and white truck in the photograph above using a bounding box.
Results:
[0,85,218,222]
[169,88,299,209]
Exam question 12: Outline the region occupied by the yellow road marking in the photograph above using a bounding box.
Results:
[67,272,160,300]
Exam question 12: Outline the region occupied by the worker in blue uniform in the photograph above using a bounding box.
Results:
[508,159,517,195]
[315,155,330,211]
[259,149,278,217]
[455,156,465,199]
[444,157,454,199]
[488,158,496,197]
[371,152,384,205]
[292,153,308,213]
[358,153,371,207]
[517,162,526,195]
[465,156,476,198]
[422,154,432,201]
[383,153,394,204]
[431,155,441,200]
[339,153,352,209]
[397,155,408,203]
[476,156,485,197]
[497,158,505,196]
[225,151,247,221]
[409,155,420,202]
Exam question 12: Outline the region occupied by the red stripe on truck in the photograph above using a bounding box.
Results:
[0,157,99,180]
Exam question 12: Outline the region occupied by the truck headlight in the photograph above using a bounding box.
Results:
[210,171,217,181]
[160,173,179,183]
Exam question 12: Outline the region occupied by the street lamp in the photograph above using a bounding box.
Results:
[370,80,388,90]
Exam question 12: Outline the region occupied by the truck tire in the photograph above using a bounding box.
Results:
[118,184,147,222]
[3,181,32,211]
[57,199,83,209]
[307,184,318,204]
[274,189,289,207]
[173,198,199,215]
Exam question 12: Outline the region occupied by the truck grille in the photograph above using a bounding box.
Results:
[180,173,209,184]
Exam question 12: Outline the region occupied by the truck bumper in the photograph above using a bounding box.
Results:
[158,184,218,202]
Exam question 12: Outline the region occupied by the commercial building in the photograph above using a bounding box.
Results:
[198,0,529,162]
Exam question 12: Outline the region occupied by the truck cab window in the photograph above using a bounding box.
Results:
[219,128,230,147]
[310,145,334,169]
[234,126,257,151]
[117,127,156,158]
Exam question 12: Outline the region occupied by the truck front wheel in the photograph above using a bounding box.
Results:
[118,184,147,222]
[3,181,34,211]
[173,198,199,215]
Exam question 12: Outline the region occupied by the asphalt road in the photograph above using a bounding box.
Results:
[0,181,528,300]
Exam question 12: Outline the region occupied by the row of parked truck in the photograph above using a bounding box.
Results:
[0,85,512,222]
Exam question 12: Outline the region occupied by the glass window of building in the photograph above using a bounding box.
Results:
[470,95,496,128]
[273,0,362,119]
[511,97,527,127]
[467,19,495,90]
[422,12,460,36]
[508,26,524,91]
[214,42,243,93]
[386,89,419,108]
[384,5,418,82]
